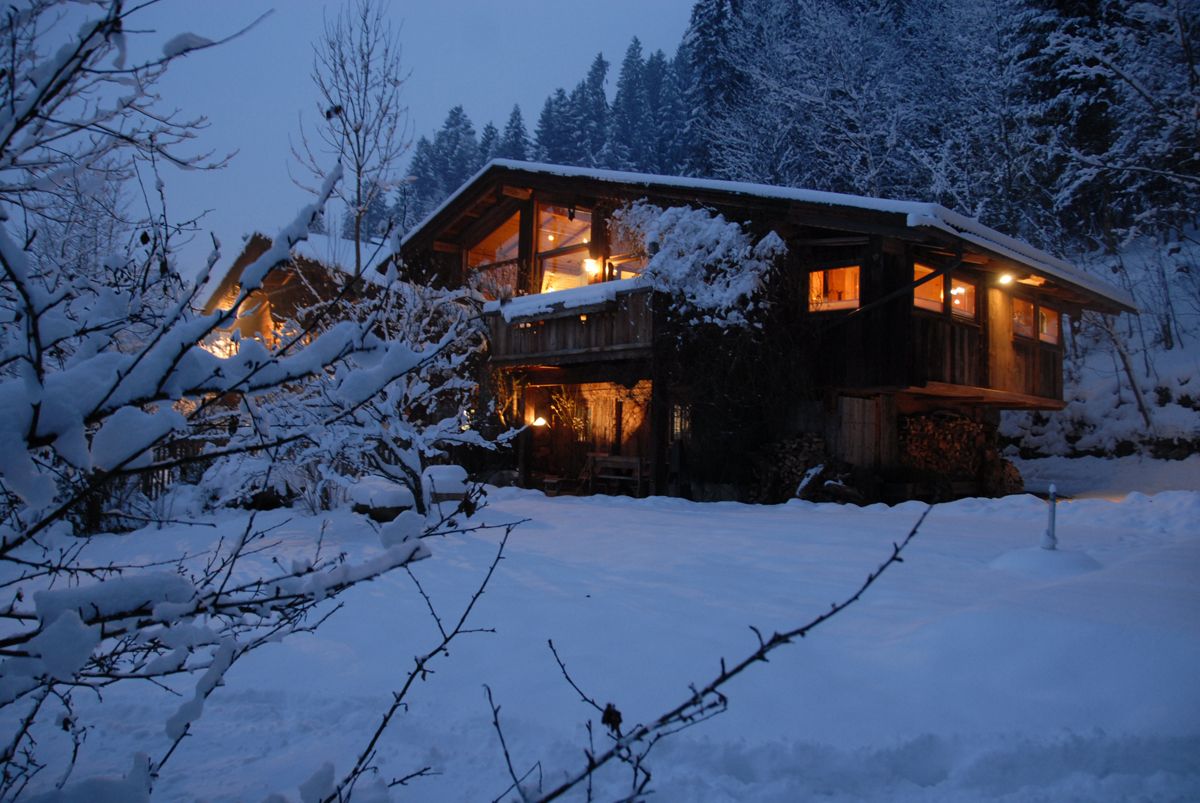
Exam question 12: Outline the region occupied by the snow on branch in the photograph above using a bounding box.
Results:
[609,201,786,328]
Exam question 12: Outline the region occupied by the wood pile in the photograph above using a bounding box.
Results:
[749,432,828,503]
[899,413,989,477]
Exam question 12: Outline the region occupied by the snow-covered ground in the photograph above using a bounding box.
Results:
[23,460,1200,801]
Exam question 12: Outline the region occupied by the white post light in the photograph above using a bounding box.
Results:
[1041,483,1058,550]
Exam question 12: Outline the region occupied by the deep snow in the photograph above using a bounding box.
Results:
[17,459,1200,801]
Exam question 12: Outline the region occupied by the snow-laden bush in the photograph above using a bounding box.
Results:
[609,201,786,327]
[0,4,511,798]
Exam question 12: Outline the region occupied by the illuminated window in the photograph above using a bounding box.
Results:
[1012,298,1035,338]
[538,205,593,293]
[914,263,943,312]
[950,278,976,318]
[808,266,860,311]
[1039,306,1060,344]
[467,211,520,299]
[467,212,520,268]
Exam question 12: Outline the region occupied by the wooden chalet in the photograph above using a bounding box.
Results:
[400,160,1135,501]
[201,232,392,352]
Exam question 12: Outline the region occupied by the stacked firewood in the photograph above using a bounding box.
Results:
[749,432,829,503]
[900,413,1024,497]
[899,413,989,476]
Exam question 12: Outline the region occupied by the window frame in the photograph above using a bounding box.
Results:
[1011,295,1062,346]
[807,263,861,312]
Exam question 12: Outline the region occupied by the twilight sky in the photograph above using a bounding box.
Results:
[136,0,696,277]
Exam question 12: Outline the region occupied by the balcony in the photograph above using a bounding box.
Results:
[483,279,654,365]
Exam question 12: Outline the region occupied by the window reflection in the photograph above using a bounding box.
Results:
[950,278,976,318]
[1039,307,1059,343]
[1013,297,1035,338]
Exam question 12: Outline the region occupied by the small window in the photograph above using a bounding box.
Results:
[1012,298,1035,338]
[950,278,976,318]
[913,263,943,312]
[1039,306,1060,344]
[809,265,860,311]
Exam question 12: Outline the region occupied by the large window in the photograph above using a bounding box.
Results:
[467,211,520,299]
[538,205,595,294]
[808,266,860,311]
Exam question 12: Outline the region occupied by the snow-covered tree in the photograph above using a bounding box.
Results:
[568,53,611,167]
[0,4,505,796]
[603,38,650,170]
[477,121,499,170]
[496,104,532,162]
[535,88,575,164]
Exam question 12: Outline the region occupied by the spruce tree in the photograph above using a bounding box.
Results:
[680,0,736,176]
[477,121,499,170]
[496,105,531,161]
[604,38,650,170]
[536,88,575,164]
[568,53,610,167]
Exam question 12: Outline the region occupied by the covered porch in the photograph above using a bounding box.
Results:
[520,378,655,496]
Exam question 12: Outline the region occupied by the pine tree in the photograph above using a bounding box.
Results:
[603,38,650,170]
[433,105,481,191]
[568,53,610,167]
[407,135,441,221]
[641,49,677,173]
[680,0,737,176]
[496,105,531,161]
[536,88,575,164]
[477,121,499,170]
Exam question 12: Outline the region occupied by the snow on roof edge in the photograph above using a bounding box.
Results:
[201,229,394,308]
[482,277,644,322]
[404,160,1135,313]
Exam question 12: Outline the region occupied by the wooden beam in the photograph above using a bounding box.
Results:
[501,185,533,200]
[899,381,1066,410]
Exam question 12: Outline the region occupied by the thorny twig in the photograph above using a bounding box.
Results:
[529,505,934,802]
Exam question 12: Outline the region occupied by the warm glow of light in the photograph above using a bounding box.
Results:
[547,234,555,242]
[999,273,1014,285]
[583,258,600,276]
[532,416,548,427]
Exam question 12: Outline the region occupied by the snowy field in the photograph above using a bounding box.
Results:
[24,457,1200,802]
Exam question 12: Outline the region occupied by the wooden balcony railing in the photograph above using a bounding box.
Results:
[485,285,654,365]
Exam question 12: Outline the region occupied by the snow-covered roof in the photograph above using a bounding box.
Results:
[482,277,644,322]
[405,160,1135,313]
[201,231,395,310]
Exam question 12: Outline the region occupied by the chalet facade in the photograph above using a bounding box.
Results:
[201,232,393,353]
[401,160,1134,502]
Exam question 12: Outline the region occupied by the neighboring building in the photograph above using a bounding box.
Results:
[201,232,393,353]
[401,160,1135,502]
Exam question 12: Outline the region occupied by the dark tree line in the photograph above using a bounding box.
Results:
[394,0,1196,350]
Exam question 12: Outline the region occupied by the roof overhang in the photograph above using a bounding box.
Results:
[402,160,1137,316]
